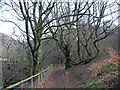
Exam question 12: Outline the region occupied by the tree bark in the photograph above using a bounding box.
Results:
[64,51,71,69]
[32,49,41,75]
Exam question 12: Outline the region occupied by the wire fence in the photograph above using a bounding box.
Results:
[4,64,53,89]
[4,63,65,89]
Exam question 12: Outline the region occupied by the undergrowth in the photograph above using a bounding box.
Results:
[84,47,119,88]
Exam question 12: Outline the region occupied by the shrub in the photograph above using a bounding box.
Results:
[88,48,119,88]
[101,63,114,73]
[89,47,119,76]
[81,81,102,89]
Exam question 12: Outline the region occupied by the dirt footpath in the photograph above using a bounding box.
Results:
[35,63,98,88]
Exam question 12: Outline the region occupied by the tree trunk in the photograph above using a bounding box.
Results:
[32,50,41,75]
[65,54,71,69]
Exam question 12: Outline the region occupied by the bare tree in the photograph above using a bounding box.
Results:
[0,34,30,87]
[47,1,95,69]
[1,0,57,74]
[48,0,119,68]
[0,0,119,72]
[76,1,119,64]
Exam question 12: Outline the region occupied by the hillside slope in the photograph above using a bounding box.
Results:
[36,48,119,88]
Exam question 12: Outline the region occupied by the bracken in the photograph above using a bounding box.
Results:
[89,47,119,75]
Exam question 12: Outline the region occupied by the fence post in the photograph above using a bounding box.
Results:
[21,83,23,89]
[38,74,40,84]
[41,73,43,81]
[31,78,33,88]
[43,71,45,78]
